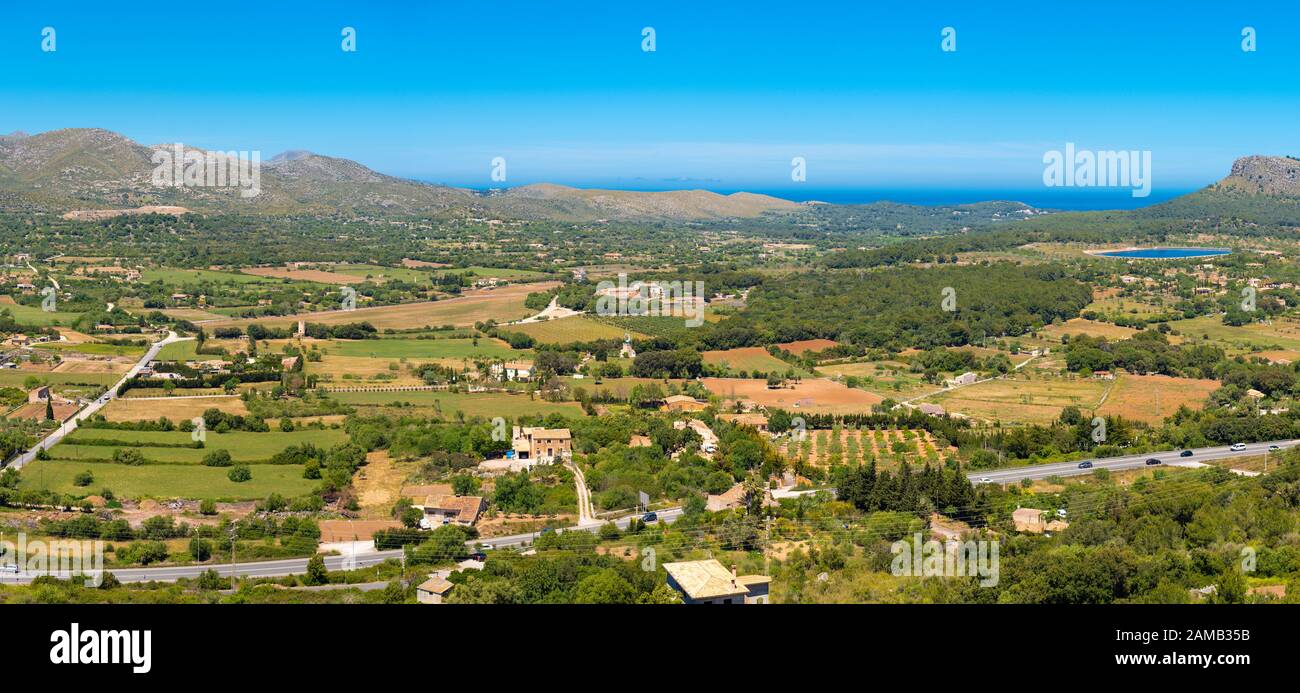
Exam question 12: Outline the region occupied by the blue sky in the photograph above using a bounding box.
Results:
[2,0,1298,204]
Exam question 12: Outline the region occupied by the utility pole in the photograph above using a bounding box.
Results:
[228,522,238,591]
[764,515,772,577]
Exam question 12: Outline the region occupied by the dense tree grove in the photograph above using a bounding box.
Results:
[712,264,1092,350]
[835,461,978,515]
[1063,330,1226,378]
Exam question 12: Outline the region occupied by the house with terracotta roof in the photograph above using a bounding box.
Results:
[915,403,946,417]
[511,426,572,462]
[490,361,533,381]
[417,494,486,527]
[416,576,455,604]
[661,394,707,412]
[663,559,770,604]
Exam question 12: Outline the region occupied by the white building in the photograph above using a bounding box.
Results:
[490,361,533,381]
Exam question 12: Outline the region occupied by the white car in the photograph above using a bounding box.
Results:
[1230,443,1247,452]
[978,477,992,484]
[0,563,18,574]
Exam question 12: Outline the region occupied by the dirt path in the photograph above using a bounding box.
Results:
[511,295,581,324]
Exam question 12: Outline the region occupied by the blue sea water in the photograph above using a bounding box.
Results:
[732,187,1195,211]
[1095,248,1231,259]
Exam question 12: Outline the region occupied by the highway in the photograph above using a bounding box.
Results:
[8,331,192,470]
[966,439,1299,485]
[0,505,684,584]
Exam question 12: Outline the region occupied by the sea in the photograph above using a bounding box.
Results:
[735,187,1195,211]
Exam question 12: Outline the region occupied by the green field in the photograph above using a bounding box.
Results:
[0,371,121,387]
[508,316,632,344]
[156,340,202,361]
[18,460,316,500]
[1168,315,1300,352]
[450,266,554,281]
[589,314,700,340]
[558,376,681,398]
[141,267,278,286]
[331,390,584,418]
[322,337,522,360]
[702,347,810,376]
[55,428,349,463]
[0,302,83,326]
[818,360,934,399]
[331,264,435,283]
[33,342,147,358]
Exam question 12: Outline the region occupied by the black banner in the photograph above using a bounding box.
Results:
[5,604,1290,681]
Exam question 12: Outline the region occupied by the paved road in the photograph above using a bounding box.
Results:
[7,331,191,470]
[0,505,684,584]
[967,439,1299,485]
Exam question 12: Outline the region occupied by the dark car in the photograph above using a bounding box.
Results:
[467,550,487,562]
[641,512,658,523]
[1078,461,1093,469]
[1180,450,1193,457]
[1145,458,1162,465]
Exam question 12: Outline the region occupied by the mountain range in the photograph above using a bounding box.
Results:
[0,128,798,221]
[1,128,1297,225]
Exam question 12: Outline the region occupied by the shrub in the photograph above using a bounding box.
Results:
[111,448,147,466]
[304,555,328,585]
[202,449,233,467]
[227,465,252,483]
[261,493,287,512]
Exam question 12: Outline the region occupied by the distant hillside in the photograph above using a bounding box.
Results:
[782,199,1041,236]
[1213,155,1300,196]
[1134,155,1300,228]
[489,182,799,221]
[0,128,477,216]
[0,128,807,221]
[0,128,158,208]
[0,128,820,223]
[6,128,1294,233]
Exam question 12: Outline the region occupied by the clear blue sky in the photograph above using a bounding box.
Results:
[2,0,1298,202]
